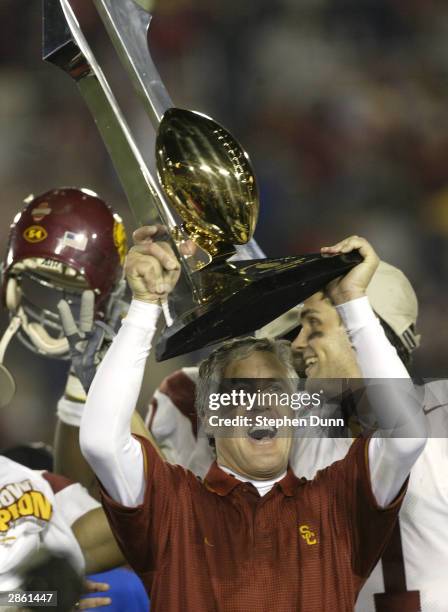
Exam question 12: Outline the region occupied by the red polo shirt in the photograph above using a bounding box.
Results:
[100,436,407,612]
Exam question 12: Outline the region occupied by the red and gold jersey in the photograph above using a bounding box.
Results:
[147,370,448,611]
[101,435,406,612]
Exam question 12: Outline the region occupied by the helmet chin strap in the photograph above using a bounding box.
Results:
[18,307,69,356]
[5,278,69,356]
[0,316,21,364]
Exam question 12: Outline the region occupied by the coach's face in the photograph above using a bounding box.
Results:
[214,351,293,481]
[291,291,360,381]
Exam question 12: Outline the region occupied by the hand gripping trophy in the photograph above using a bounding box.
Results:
[42,0,360,360]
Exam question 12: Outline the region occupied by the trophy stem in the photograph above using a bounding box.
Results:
[44,0,199,299]
[92,0,173,127]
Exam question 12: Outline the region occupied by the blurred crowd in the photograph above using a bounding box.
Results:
[1,0,448,447]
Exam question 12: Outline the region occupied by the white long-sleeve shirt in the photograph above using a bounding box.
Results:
[336,297,426,506]
[80,296,426,508]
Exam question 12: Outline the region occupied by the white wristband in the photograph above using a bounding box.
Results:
[125,299,161,329]
[57,395,85,427]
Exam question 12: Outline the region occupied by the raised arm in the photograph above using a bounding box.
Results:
[324,236,427,507]
[80,226,180,507]
[55,291,163,500]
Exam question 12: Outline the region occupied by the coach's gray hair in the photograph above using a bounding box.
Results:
[195,336,298,423]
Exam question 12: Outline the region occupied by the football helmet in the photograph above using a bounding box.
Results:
[0,187,128,362]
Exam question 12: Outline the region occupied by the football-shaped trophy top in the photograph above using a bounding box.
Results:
[156,108,259,258]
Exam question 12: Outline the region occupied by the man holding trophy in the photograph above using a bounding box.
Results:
[41,1,427,610]
[79,228,426,611]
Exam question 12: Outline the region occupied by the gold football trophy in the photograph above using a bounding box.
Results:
[42,0,360,360]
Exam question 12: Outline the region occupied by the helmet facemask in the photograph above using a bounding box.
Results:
[3,257,92,359]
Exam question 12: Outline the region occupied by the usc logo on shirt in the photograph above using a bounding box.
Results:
[0,480,52,532]
[299,524,318,545]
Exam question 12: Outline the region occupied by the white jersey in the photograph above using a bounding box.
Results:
[0,457,100,590]
[146,373,448,611]
[355,380,448,612]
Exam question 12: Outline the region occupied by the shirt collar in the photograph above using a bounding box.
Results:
[277,466,304,496]
[204,462,303,497]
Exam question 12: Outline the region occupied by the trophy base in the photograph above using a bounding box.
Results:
[156,251,361,360]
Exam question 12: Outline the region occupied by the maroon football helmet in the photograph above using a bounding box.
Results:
[1,187,128,358]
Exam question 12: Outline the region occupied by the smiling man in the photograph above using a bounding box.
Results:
[289,260,448,612]
[296,293,362,379]
[80,228,427,612]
